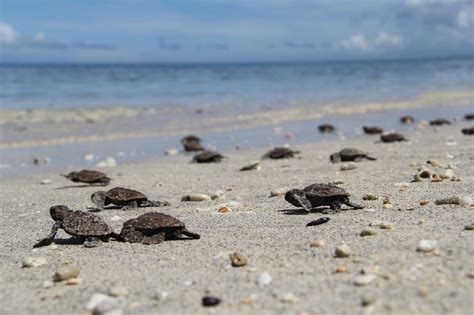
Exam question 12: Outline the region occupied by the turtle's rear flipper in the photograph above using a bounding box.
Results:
[366,156,377,161]
[344,199,364,210]
[33,222,60,248]
[181,229,201,239]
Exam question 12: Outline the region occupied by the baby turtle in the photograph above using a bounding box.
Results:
[318,124,336,133]
[430,118,451,126]
[465,114,474,120]
[263,147,300,159]
[380,133,408,143]
[91,187,167,210]
[33,205,116,248]
[119,212,200,244]
[400,116,415,124]
[61,169,111,186]
[330,148,376,163]
[462,127,474,135]
[193,150,225,163]
[362,126,384,134]
[181,135,204,152]
[285,183,363,212]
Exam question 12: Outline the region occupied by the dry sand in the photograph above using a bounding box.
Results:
[0,123,473,315]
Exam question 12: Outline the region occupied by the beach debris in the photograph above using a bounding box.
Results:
[459,196,473,207]
[53,266,80,282]
[108,286,129,297]
[465,224,474,230]
[383,195,392,208]
[363,126,384,134]
[353,274,377,286]
[335,266,348,273]
[306,217,330,226]
[84,153,94,161]
[360,229,377,237]
[193,150,225,163]
[164,148,178,156]
[335,244,352,258]
[262,147,300,159]
[340,163,358,171]
[257,272,272,287]
[435,196,461,205]
[91,187,168,210]
[430,118,451,126]
[462,127,474,135]
[95,157,117,168]
[181,193,211,202]
[202,296,221,307]
[230,252,248,267]
[33,205,116,248]
[330,148,376,163]
[310,240,326,248]
[285,183,364,212]
[155,290,169,302]
[119,212,200,244]
[380,133,408,143]
[240,161,260,171]
[86,293,122,315]
[465,113,474,120]
[369,220,395,230]
[61,169,111,186]
[279,293,299,304]
[181,135,204,152]
[22,257,47,268]
[217,206,232,213]
[419,200,429,206]
[400,116,415,124]
[416,240,437,253]
[270,188,286,197]
[40,179,52,185]
[242,294,258,305]
[211,190,225,200]
[318,123,336,133]
[65,277,83,285]
[362,194,378,201]
[427,160,443,167]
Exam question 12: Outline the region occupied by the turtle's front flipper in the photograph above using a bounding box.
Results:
[366,155,377,161]
[33,222,60,248]
[343,198,364,210]
[294,195,312,212]
[181,229,201,240]
[142,232,166,244]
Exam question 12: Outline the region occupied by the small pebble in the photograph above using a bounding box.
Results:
[218,206,232,213]
[270,189,286,197]
[464,224,474,230]
[362,194,378,201]
[155,291,168,302]
[416,240,437,253]
[340,162,358,171]
[459,195,473,208]
[242,294,258,304]
[42,280,54,288]
[53,266,80,282]
[108,286,129,297]
[439,169,454,179]
[202,296,221,307]
[110,215,123,221]
[181,193,211,202]
[361,295,376,307]
[230,252,248,267]
[95,157,117,168]
[360,229,377,237]
[335,266,348,273]
[310,240,326,248]
[22,257,47,268]
[211,190,225,200]
[353,274,377,286]
[84,153,94,161]
[279,293,299,304]
[419,200,429,206]
[335,244,351,258]
[65,277,82,285]
[257,272,272,287]
[40,179,51,185]
[369,221,395,229]
[87,293,122,315]
[164,148,178,156]
[240,161,260,171]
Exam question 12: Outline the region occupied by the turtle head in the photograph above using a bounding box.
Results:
[61,171,77,179]
[49,205,70,221]
[329,153,341,163]
[285,189,312,211]
[91,191,107,210]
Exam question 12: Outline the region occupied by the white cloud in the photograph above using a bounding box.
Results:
[341,33,369,51]
[375,32,402,47]
[0,22,18,45]
[456,8,474,28]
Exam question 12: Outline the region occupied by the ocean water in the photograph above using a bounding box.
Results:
[1,57,473,110]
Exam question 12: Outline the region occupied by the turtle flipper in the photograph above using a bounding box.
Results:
[293,194,312,212]
[343,198,364,210]
[366,155,377,161]
[181,229,201,240]
[33,222,60,248]
[142,232,166,244]
[140,200,170,207]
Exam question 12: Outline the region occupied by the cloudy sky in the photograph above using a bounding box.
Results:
[1,0,473,63]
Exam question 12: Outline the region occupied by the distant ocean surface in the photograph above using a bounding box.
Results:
[1,57,473,111]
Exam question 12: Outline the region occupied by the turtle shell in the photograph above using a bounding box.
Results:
[72,169,108,182]
[62,210,112,236]
[125,212,185,230]
[193,150,224,163]
[184,141,204,152]
[106,187,148,203]
[303,183,350,198]
[363,126,384,134]
[465,114,474,120]
[263,147,297,159]
[338,148,367,158]
[181,135,201,145]
[400,116,414,124]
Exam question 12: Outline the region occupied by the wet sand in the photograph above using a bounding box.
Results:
[0,121,473,314]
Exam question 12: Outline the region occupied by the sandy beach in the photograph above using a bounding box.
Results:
[0,120,473,315]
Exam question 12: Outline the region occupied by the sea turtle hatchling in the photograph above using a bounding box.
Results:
[362,126,384,134]
[318,124,336,133]
[181,135,204,152]
[262,147,300,159]
[33,205,116,248]
[330,148,376,163]
[400,116,415,124]
[462,127,474,135]
[61,169,111,186]
[91,187,168,210]
[430,118,451,126]
[380,133,408,143]
[192,150,225,163]
[118,212,200,244]
[285,183,364,212]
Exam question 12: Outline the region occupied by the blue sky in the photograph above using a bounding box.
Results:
[1,0,473,63]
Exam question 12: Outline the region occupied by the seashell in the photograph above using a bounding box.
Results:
[413,168,436,182]
[181,193,211,202]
